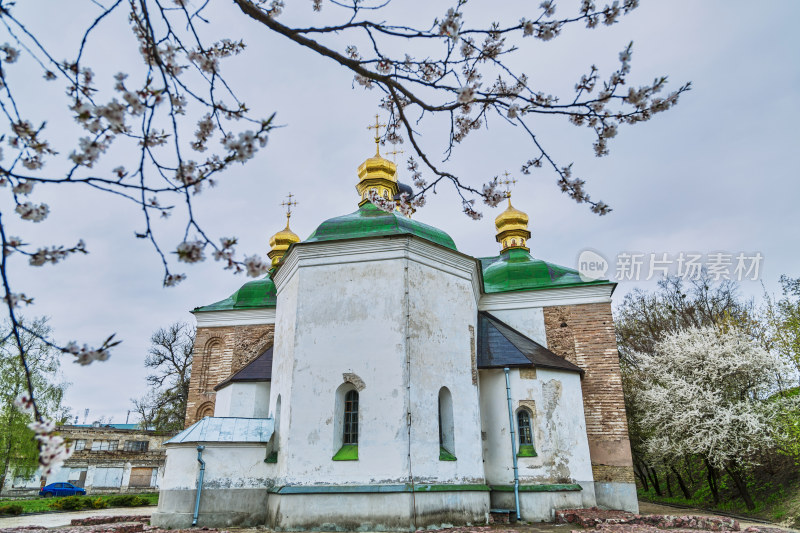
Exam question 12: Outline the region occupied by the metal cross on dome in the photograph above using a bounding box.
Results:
[281,193,298,220]
[387,148,404,163]
[366,114,387,156]
[499,171,517,202]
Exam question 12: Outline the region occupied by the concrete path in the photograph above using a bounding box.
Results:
[0,506,152,529]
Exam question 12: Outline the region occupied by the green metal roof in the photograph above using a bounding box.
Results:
[193,276,277,312]
[480,248,611,294]
[305,202,457,251]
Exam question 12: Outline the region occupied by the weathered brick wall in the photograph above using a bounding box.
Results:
[184,324,275,427]
[544,303,635,484]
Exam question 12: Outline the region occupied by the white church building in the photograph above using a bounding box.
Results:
[152,142,638,530]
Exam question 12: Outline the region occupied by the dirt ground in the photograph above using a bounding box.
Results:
[0,501,796,532]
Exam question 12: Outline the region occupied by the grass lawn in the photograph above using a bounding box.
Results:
[0,492,158,515]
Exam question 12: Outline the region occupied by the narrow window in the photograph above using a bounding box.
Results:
[517,409,537,457]
[343,390,359,445]
[438,387,456,460]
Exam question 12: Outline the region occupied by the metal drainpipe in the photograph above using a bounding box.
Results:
[192,445,206,527]
[503,368,521,521]
[403,253,417,529]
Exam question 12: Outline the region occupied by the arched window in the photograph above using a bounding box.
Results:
[517,409,537,457]
[333,386,359,461]
[343,390,359,445]
[438,387,456,460]
[274,395,282,447]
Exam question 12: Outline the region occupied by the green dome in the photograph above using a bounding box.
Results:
[305,202,457,251]
[481,248,610,293]
[194,276,277,312]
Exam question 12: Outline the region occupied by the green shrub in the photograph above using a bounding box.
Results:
[50,496,93,511]
[0,503,23,515]
[92,497,109,509]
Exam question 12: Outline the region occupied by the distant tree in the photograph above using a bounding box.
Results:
[764,276,800,377]
[763,275,800,459]
[0,317,69,490]
[132,322,194,432]
[634,325,791,511]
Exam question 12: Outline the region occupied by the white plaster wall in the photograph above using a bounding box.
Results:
[214,382,271,418]
[479,368,593,486]
[406,259,484,483]
[269,269,300,479]
[487,307,547,346]
[277,255,410,484]
[160,444,271,490]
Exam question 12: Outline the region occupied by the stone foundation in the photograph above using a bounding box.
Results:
[151,488,268,528]
[488,483,596,522]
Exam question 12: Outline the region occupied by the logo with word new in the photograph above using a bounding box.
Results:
[577,249,609,282]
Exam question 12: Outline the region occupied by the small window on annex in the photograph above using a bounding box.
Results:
[517,409,536,457]
[332,384,359,461]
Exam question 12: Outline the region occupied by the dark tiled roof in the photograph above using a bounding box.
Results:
[214,346,273,391]
[477,312,583,376]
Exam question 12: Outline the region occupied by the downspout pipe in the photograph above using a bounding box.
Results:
[192,445,206,526]
[503,368,521,521]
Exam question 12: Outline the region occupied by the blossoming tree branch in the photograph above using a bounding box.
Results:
[0,0,688,471]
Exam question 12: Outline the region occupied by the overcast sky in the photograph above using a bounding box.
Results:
[7,1,799,424]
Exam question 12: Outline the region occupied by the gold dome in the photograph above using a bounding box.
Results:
[268,216,301,268]
[355,153,397,206]
[495,200,531,252]
[356,114,399,206]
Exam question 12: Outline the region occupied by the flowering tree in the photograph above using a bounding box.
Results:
[0,0,688,471]
[633,325,792,510]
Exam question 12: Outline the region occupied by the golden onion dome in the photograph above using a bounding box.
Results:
[495,202,529,229]
[268,216,301,268]
[355,115,399,206]
[494,200,531,253]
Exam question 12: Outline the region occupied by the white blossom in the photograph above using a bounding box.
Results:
[243,255,270,277]
[457,85,477,104]
[15,202,49,222]
[520,19,535,37]
[482,179,504,207]
[64,341,112,365]
[539,0,556,17]
[462,199,482,220]
[164,273,187,287]
[0,43,19,63]
[176,240,205,263]
[438,8,462,40]
[3,292,33,307]
[12,180,34,195]
[13,392,35,415]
